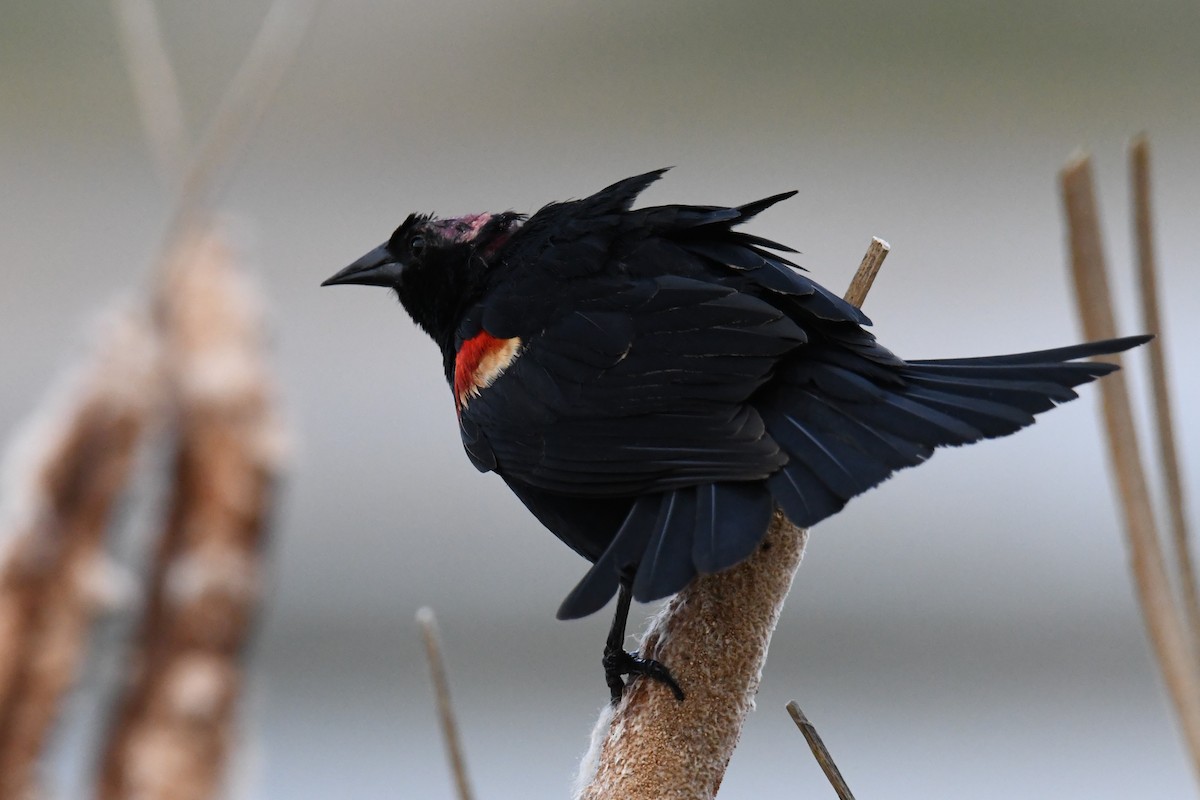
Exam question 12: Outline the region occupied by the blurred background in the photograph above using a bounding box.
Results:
[3,1,1199,796]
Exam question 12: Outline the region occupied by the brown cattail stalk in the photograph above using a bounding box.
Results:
[1061,153,1200,782]
[1130,135,1200,658]
[575,238,888,799]
[0,305,160,798]
[576,513,806,799]
[96,227,285,800]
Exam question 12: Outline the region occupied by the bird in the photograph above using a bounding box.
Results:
[323,170,1148,704]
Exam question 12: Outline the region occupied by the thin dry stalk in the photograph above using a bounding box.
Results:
[575,239,886,799]
[158,0,320,260]
[1061,154,1200,781]
[96,229,285,800]
[786,701,855,800]
[416,608,475,800]
[0,306,160,798]
[112,0,189,188]
[1130,135,1199,658]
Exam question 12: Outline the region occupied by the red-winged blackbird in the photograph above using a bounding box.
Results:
[324,170,1147,703]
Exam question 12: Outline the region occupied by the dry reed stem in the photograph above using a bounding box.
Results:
[0,305,160,798]
[96,228,285,800]
[157,0,320,263]
[416,608,475,800]
[112,0,189,188]
[1061,154,1200,781]
[575,239,886,799]
[1130,135,1199,659]
[786,701,855,800]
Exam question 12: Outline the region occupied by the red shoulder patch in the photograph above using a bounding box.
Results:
[454,332,522,413]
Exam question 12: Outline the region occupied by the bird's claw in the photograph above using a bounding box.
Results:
[602,646,685,705]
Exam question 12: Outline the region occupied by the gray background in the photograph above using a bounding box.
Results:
[3,1,1199,797]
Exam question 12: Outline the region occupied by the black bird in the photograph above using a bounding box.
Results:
[323,170,1147,703]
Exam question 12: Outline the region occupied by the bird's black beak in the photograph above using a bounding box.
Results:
[321,243,405,288]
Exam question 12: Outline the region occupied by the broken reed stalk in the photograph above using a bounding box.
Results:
[416,608,475,800]
[0,305,160,798]
[575,238,887,800]
[1060,154,1200,782]
[1130,135,1200,659]
[844,237,891,308]
[96,228,285,800]
[786,701,855,800]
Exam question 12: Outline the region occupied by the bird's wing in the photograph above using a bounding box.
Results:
[458,273,805,496]
[455,170,881,499]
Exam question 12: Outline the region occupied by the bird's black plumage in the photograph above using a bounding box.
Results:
[324,170,1148,700]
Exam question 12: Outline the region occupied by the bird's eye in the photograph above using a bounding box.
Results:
[409,235,426,258]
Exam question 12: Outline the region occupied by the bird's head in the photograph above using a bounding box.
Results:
[323,211,521,346]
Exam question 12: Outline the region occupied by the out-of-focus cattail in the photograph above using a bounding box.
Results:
[0,304,161,798]
[97,225,286,800]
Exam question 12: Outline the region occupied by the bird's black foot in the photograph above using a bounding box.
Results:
[602,645,685,705]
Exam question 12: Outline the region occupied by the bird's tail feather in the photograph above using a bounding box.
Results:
[557,333,1149,618]
[556,481,774,618]
[764,334,1150,528]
